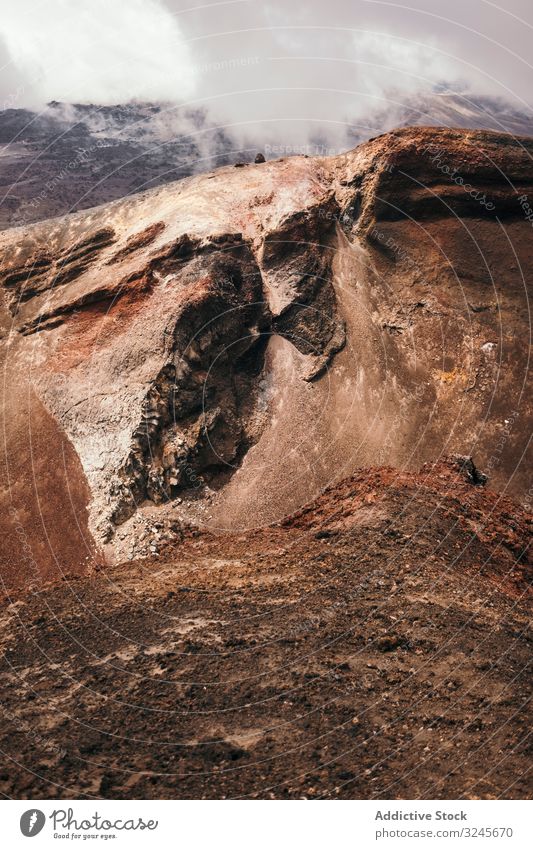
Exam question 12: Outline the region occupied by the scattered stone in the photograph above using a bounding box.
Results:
[452,455,488,486]
[376,635,403,652]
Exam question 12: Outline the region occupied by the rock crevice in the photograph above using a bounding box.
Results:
[0,126,531,573]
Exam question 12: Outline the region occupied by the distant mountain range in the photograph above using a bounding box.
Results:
[0,93,532,228]
[348,92,533,145]
[0,102,239,229]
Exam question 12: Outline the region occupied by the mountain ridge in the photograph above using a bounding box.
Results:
[1,125,531,587]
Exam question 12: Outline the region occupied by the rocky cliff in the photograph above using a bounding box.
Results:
[1,126,532,587]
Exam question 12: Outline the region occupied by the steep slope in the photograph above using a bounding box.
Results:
[1,126,532,586]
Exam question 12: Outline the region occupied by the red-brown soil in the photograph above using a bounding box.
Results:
[0,460,530,799]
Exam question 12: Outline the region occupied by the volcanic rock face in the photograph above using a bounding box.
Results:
[1,127,532,586]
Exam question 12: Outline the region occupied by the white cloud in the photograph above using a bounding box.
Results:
[350,31,464,102]
[1,0,196,105]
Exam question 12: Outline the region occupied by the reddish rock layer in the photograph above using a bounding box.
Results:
[0,127,532,585]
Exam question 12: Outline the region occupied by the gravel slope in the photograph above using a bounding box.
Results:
[0,460,530,800]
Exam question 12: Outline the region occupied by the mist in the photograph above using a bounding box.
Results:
[0,0,532,153]
[0,0,196,107]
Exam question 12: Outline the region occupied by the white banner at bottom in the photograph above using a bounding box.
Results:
[2,799,531,848]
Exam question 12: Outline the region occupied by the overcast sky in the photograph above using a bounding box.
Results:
[1,0,532,144]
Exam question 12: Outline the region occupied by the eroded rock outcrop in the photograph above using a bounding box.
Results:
[1,127,531,586]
